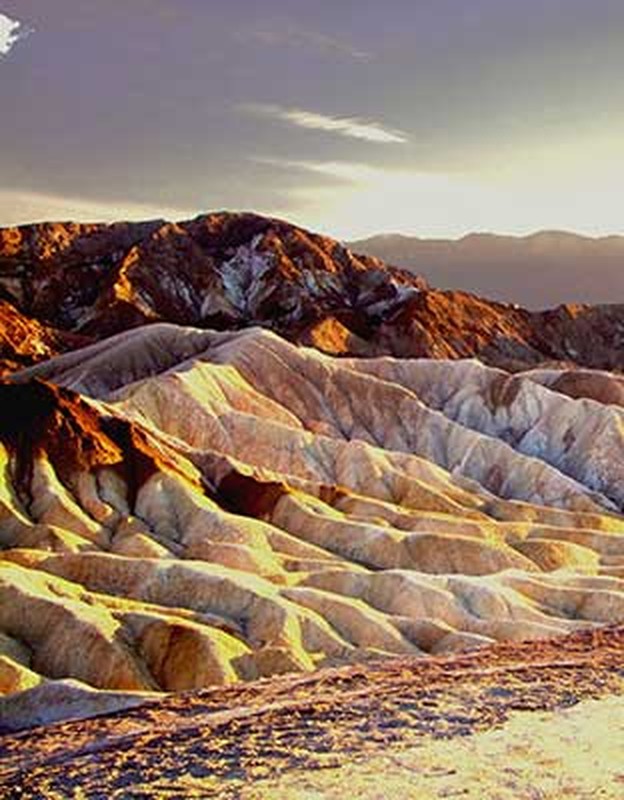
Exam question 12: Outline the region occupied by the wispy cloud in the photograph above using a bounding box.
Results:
[0,189,196,227]
[244,26,372,61]
[252,156,375,182]
[0,13,32,59]
[241,104,408,144]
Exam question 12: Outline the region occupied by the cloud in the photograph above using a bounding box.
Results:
[245,26,372,61]
[252,156,376,183]
[241,104,408,144]
[0,189,196,227]
[0,13,32,58]
[255,151,624,242]
[258,166,511,240]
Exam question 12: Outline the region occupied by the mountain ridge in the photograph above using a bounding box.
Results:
[351,229,624,309]
[1,212,624,375]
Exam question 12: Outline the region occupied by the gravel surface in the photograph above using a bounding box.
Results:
[1,626,622,798]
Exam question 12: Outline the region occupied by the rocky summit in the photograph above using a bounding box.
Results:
[1,213,624,734]
[2,213,624,374]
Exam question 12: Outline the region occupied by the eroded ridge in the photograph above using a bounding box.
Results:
[2,324,624,730]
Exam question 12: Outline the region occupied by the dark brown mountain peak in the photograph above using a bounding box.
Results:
[1,212,624,373]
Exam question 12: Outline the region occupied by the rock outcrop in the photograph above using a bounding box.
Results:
[0,300,85,376]
[0,213,423,346]
[2,213,624,373]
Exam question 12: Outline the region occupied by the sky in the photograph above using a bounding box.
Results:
[1,0,623,240]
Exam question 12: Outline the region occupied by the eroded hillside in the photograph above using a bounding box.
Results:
[1,323,624,731]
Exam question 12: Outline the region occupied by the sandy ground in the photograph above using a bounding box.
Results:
[0,626,622,798]
[243,696,624,799]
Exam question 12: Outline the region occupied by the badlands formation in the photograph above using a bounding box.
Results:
[0,213,624,732]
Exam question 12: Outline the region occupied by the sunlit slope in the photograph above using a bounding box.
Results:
[2,324,624,729]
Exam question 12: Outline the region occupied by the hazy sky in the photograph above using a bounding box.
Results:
[1,1,623,239]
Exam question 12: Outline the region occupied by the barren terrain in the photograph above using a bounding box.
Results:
[0,213,623,795]
[1,626,622,797]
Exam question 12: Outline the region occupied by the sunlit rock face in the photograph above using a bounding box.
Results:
[0,213,423,356]
[0,300,87,377]
[2,212,624,374]
[2,323,624,730]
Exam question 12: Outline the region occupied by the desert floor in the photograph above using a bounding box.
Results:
[1,626,622,798]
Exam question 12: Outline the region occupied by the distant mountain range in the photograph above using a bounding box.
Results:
[350,231,624,309]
